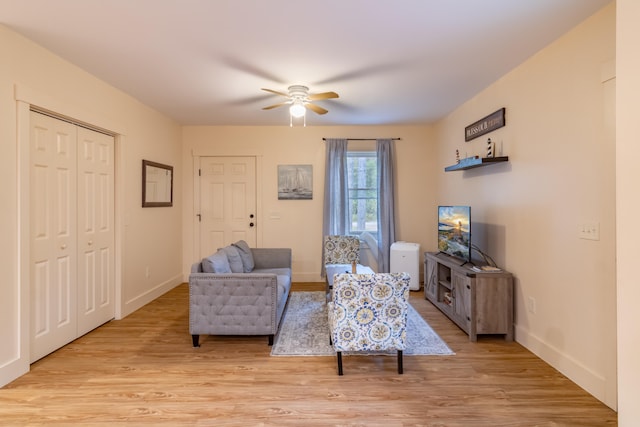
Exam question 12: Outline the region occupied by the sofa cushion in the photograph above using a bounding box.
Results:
[232,240,255,272]
[219,245,244,273]
[202,250,232,274]
[252,267,291,277]
[276,274,291,301]
[252,267,292,309]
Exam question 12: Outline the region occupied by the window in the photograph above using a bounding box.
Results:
[347,151,377,235]
[323,138,395,272]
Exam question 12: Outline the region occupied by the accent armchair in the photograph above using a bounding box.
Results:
[327,272,411,375]
[323,235,360,265]
[323,234,364,301]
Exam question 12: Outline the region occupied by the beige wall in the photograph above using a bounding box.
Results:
[0,25,183,385]
[616,0,640,424]
[434,5,617,408]
[181,125,436,282]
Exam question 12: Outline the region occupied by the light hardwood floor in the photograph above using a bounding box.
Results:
[0,283,616,426]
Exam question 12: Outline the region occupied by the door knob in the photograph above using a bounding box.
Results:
[249,214,254,218]
[249,222,254,227]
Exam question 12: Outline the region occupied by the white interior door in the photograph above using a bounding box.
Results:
[76,127,115,336]
[30,111,115,362]
[199,156,256,258]
[30,112,78,362]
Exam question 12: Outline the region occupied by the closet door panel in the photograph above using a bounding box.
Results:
[77,127,115,336]
[30,112,78,362]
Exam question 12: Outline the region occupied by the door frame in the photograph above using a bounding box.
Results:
[192,154,263,262]
[13,84,125,382]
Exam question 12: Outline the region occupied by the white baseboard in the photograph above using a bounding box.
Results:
[120,273,183,319]
[515,323,614,409]
[0,355,29,389]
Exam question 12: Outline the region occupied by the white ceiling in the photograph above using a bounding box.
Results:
[1,0,611,126]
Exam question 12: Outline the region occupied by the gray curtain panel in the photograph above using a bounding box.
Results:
[377,138,396,273]
[322,138,349,276]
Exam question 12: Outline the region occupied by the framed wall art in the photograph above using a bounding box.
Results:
[142,159,173,207]
[278,164,312,200]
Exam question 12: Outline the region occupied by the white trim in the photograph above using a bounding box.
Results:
[1,101,33,386]
[17,100,30,365]
[192,155,201,264]
[255,156,264,247]
[120,274,183,318]
[113,134,125,320]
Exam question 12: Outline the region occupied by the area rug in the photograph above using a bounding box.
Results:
[271,291,454,356]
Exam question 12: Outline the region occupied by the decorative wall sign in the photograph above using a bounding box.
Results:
[465,108,505,142]
[278,164,313,200]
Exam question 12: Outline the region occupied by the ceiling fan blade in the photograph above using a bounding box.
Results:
[305,103,328,115]
[308,91,339,100]
[262,102,290,110]
[261,88,289,97]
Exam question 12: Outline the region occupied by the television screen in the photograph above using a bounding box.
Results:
[438,206,471,263]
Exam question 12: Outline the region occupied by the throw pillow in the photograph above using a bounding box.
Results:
[202,250,232,274]
[220,245,244,273]
[232,240,255,272]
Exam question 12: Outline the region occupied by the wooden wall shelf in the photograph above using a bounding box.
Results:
[445,156,509,172]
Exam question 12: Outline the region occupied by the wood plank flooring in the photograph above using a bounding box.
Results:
[0,283,616,426]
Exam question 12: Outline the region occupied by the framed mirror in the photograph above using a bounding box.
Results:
[142,160,173,207]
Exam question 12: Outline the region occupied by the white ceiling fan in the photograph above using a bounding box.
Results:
[261,85,339,117]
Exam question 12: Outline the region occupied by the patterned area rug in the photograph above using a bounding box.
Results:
[271,291,454,356]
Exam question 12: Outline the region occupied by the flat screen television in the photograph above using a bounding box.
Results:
[438,205,471,263]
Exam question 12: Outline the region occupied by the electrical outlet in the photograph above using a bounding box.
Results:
[578,222,600,241]
[527,296,537,314]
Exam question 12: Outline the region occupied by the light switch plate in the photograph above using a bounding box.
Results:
[578,222,600,241]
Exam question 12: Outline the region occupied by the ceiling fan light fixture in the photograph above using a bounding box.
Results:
[262,84,335,124]
[289,102,306,118]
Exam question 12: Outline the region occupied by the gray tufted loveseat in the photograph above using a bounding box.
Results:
[189,244,292,347]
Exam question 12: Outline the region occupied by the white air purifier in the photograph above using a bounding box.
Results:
[390,241,420,291]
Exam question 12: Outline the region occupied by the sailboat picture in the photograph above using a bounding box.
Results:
[278,164,313,200]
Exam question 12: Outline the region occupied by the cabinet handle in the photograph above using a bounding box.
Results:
[467,284,471,289]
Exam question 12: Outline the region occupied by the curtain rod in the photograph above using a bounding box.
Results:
[322,138,401,141]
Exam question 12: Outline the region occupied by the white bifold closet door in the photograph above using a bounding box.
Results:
[30,111,115,362]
